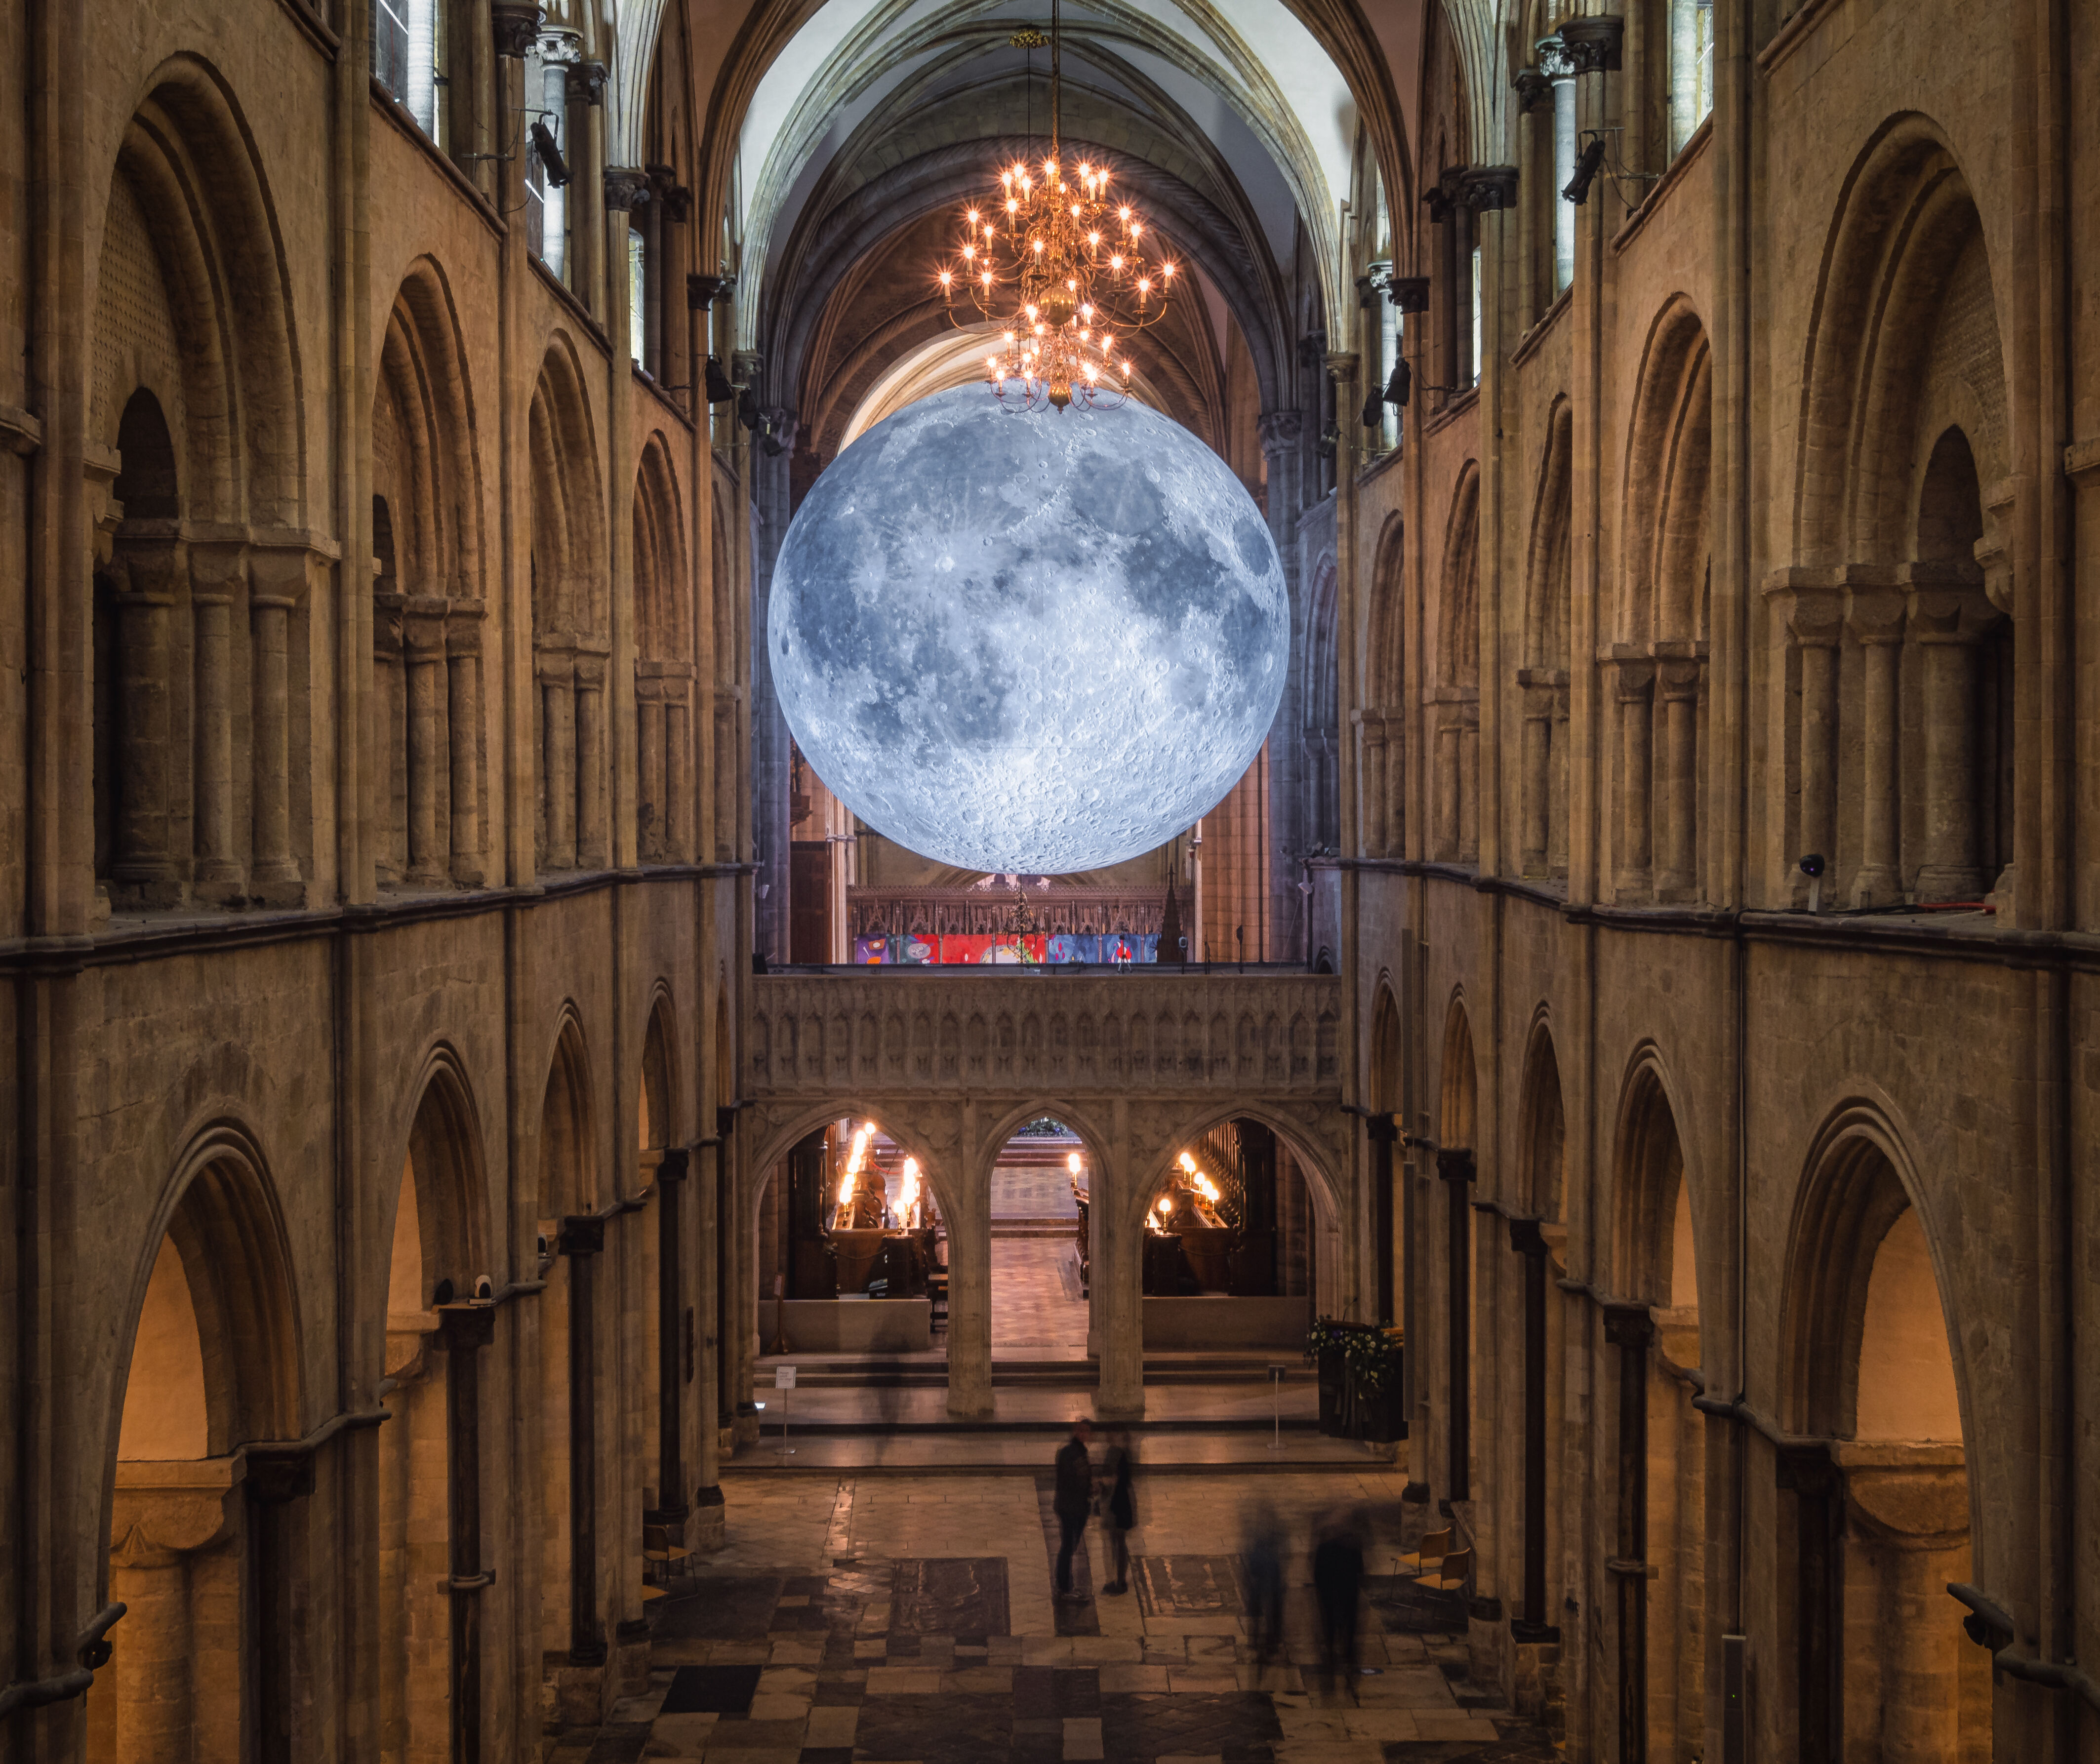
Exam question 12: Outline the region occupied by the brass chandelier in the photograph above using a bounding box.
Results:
[937,0,1176,411]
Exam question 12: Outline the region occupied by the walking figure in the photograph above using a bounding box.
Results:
[1053,1417,1094,1600]
[1242,1499,1287,1679]
[1101,1429,1137,1594]
[1312,1508,1367,1698]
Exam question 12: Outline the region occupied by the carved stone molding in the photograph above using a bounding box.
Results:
[565,60,608,105]
[603,166,651,212]
[1559,16,1624,73]
[1460,165,1520,212]
[489,2,545,58]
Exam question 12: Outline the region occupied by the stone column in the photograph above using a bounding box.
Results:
[190,542,247,901]
[447,604,485,885]
[666,684,692,861]
[1905,574,1996,900]
[1432,695,1461,860]
[557,1217,606,1664]
[375,591,408,883]
[1518,676,1554,876]
[1436,1150,1475,1499]
[438,1301,494,1764]
[1550,676,1571,876]
[1356,712,1388,857]
[1092,1169,1143,1421]
[539,643,577,869]
[404,598,450,885]
[637,675,665,863]
[1841,1461,1973,1763]
[1655,651,1703,900]
[653,1149,689,1519]
[575,647,608,869]
[945,1182,994,1420]
[1257,410,1304,938]
[1845,584,1907,906]
[110,544,184,905]
[247,550,304,904]
[714,699,738,861]
[1508,1217,1553,1641]
[565,61,608,318]
[1458,695,1480,862]
[1609,652,1656,899]
[1769,581,1843,899]
[109,1459,242,1764]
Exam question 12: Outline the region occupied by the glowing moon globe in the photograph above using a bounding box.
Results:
[767,385,1288,874]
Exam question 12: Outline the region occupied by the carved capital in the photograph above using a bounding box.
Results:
[1843,583,1908,646]
[1256,409,1302,456]
[1535,34,1578,80]
[1387,274,1429,314]
[489,2,545,58]
[1513,68,1553,113]
[688,272,735,310]
[437,1302,496,1353]
[565,59,608,105]
[558,1215,606,1257]
[604,165,651,211]
[1459,165,1520,212]
[1559,15,1624,73]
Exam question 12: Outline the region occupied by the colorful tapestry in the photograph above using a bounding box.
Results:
[855,931,1159,964]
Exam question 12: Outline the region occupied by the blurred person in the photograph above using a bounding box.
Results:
[1242,1497,1287,1679]
[1052,1416,1095,1600]
[1312,1507,1368,1698]
[1100,1428,1137,1594]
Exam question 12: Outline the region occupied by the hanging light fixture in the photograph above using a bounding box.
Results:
[937,0,1176,411]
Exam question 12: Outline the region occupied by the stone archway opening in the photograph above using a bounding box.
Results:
[752,1115,952,1393]
[1136,1118,1319,1366]
[989,1114,1095,1365]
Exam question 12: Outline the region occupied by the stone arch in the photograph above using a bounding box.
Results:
[529,335,611,872]
[1779,115,2012,911]
[639,987,680,1152]
[108,1121,304,1469]
[1303,549,1341,850]
[97,1121,305,1763]
[635,433,693,861]
[88,58,313,912]
[386,1043,492,1297]
[1615,299,1711,903]
[1777,1105,1968,1443]
[536,1009,601,1220]
[1608,1050,1699,1312]
[744,1101,958,1229]
[91,55,305,525]
[1793,117,2008,567]
[371,257,488,889]
[1369,978,1404,1115]
[1437,990,1476,1149]
[1518,400,1572,879]
[1515,1013,1565,1223]
[1602,1047,1706,1762]
[1775,1102,1987,1760]
[1433,465,1480,862]
[709,484,738,862]
[1362,514,1406,858]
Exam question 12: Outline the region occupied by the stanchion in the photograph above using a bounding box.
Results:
[775,1363,797,1455]
[1267,1363,1287,1452]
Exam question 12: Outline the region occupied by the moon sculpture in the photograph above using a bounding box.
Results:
[767,384,1289,874]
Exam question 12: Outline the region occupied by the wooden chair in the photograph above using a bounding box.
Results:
[1416,1546,1471,1595]
[1393,1527,1453,1577]
[644,1522,695,1599]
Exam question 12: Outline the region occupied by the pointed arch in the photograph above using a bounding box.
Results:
[639,988,680,1152]
[536,1009,602,1221]
[1516,1014,1566,1223]
[1621,298,1711,646]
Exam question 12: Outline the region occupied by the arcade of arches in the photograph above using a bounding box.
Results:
[2,0,2097,1761]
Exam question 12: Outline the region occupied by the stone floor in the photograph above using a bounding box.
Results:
[990,1237,1091,1360]
[554,1470,1560,1762]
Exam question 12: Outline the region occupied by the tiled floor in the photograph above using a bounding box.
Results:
[990,1237,1091,1360]
[991,1167,1082,1219]
[556,1471,1560,1762]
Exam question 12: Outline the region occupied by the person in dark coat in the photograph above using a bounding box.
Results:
[1052,1418,1095,1599]
[1242,1498,1287,1678]
[1312,1507,1368,1697]
[1100,1429,1137,1594]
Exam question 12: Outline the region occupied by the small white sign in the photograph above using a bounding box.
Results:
[774,1364,798,1390]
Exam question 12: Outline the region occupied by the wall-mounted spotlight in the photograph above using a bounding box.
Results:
[1562,136,1607,205]
[1362,358,1413,426]
[529,120,571,188]
[704,355,738,404]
